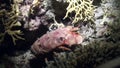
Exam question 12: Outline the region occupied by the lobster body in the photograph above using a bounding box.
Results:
[31,26,83,54]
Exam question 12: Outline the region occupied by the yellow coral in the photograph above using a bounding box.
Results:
[32,0,40,7]
[4,20,24,45]
[0,1,24,45]
[64,0,95,24]
[0,14,24,45]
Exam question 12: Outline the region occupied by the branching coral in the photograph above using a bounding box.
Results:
[0,11,24,45]
[0,0,24,45]
[64,0,95,24]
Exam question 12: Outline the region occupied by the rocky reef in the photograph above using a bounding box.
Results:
[0,0,120,68]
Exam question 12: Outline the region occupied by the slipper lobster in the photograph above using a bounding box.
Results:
[31,26,83,54]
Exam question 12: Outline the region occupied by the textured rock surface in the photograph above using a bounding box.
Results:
[0,0,120,68]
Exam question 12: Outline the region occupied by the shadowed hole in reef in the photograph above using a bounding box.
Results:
[93,0,102,6]
[115,65,120,68]
[0,24,48,56]
[30,52,54,68]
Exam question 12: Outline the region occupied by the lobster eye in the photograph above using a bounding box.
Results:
[57,37,65,43]
[59,37,64,41]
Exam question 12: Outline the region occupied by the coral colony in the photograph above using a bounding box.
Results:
[64,0,95,23]
[0,0,24,45]
[0,0,94,56]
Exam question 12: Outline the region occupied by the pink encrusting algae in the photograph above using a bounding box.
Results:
[31,26,83,54]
